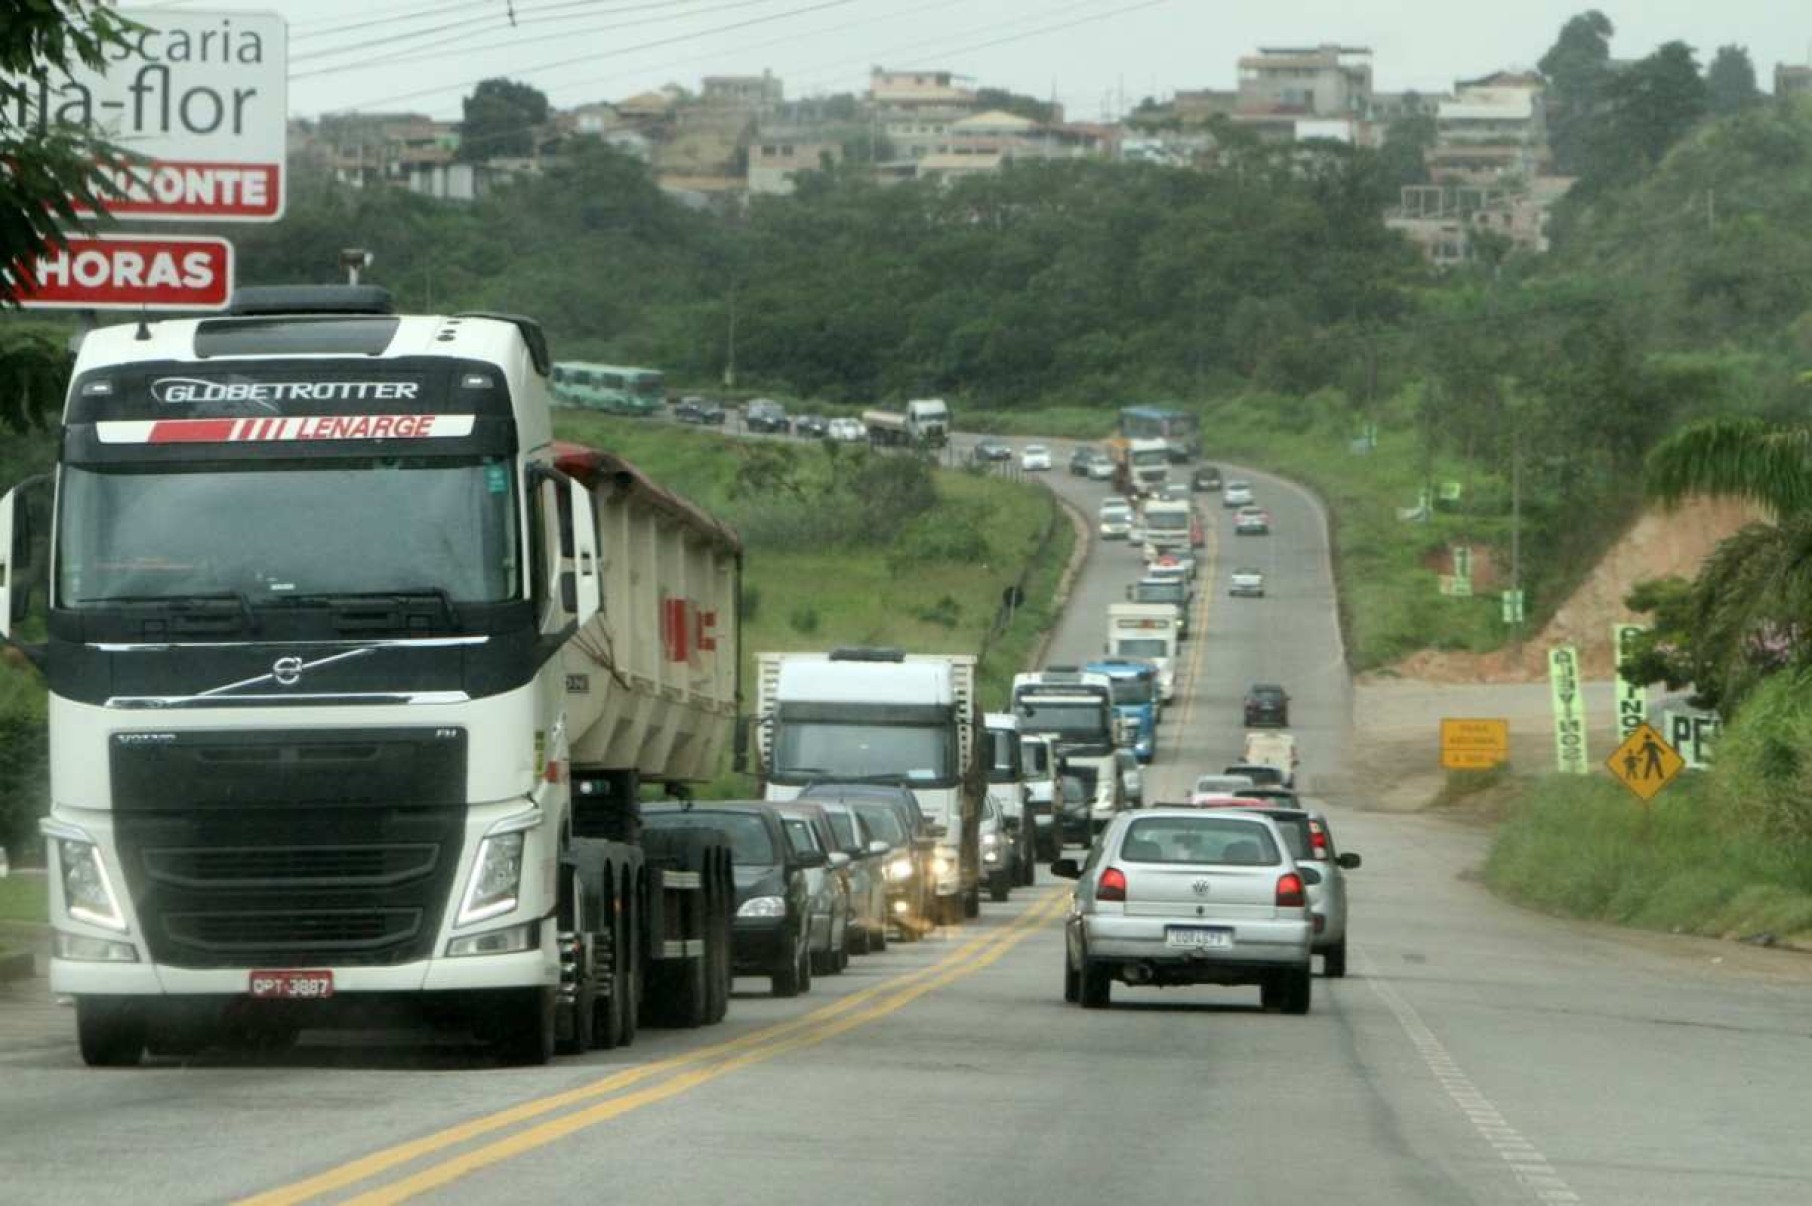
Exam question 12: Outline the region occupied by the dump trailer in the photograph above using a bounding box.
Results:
[1,286,738,1066]
[755,649,983,924]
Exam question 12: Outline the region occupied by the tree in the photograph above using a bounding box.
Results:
[1705,45,1760,117]
[1,1,134,429]
[1538,10,1616,174]
[974,88,1057,125]
[1644,418,1812,713]
[1583,42,1707,192]
[458,78,550,161]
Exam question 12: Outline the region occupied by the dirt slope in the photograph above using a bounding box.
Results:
[1377,496,1768,685]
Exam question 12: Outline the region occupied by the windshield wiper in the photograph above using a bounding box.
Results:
[77,591,255,629]
[265,587,460,628]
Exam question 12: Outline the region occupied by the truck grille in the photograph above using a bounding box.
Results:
[163,909,422,954]
[143,844,440,890]
[110,729,468,969]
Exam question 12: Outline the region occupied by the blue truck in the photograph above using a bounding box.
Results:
[1084,659,1161,764]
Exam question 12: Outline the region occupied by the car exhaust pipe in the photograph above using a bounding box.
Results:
[1124,962,1154,985]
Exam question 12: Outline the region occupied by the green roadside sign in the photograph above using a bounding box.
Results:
[1501,590,1525,624]
[1549,644,1588,774]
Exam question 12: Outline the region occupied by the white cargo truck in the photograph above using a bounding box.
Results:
[755,649,982,923]
[1,286,739,1066]
[862,398,951,449]
[1105,604,1179,703]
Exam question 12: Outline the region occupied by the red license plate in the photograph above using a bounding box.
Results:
[248,970,334,1000]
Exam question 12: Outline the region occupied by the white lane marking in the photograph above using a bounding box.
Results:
[1359,950,1583,1205]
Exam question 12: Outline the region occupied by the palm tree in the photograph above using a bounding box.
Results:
[1644,418,1812,714]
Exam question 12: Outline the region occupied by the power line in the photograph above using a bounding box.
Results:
[325,0,861,113]
[298,0,790,77]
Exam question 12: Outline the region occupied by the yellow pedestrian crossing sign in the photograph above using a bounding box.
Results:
[1606,722,1684,802]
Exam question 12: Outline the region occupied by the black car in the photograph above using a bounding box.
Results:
[744,399,791,434]
[1069,447,1097,476]
[674,396,725,425]
[972,437,1013,463]
[1243,682,1291,728]
[794,414,829,439]
[1191,463,1222,492]
[642,802,820,997]
[799,782,935,940]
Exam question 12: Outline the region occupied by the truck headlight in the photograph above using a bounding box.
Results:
[457,831,525,926]
[886,856,914,882]
[737,895,786,918]
[58,839,127,933]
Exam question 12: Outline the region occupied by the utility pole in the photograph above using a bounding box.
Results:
[723,280,738,389]
[1510,425,1524,653]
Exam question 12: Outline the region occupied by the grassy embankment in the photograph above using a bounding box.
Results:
[553,415,1076,794]
[1483,773,1812,944]
[0,875,48,925]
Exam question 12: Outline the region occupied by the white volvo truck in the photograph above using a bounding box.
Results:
[0,286,740,1066]
[755,649,982,924]
[1011,670,1123,842]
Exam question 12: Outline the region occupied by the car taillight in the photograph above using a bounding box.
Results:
[1096,867,1127,902]
[1309,822,1330,861]
[1276,872,1305,908]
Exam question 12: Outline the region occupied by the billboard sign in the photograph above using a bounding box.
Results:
[3,9,287,221]
[10,234,233,311]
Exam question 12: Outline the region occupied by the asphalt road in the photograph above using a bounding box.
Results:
[2,439,1809,1205]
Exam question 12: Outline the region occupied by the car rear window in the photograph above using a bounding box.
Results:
[1119,817,1280,865]
[851,803,907,845]
[645,811,776,866]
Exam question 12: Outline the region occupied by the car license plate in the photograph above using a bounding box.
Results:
[248,970,334,999]
[1165,927,1232,950]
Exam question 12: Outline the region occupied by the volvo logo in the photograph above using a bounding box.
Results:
[272,656,305,686]
[1192,878,1212,896]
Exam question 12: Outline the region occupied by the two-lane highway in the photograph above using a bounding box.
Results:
[2,441,1809,1204]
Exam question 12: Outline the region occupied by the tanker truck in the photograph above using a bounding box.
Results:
[0,286,740,1066]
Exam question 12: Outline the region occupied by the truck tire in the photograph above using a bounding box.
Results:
[496,987,556,1066]
[594,912,629,1050]
[705,862,732,1023]
[76,998,145,1067]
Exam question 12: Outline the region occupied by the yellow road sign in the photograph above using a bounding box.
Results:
[1606,721,1684,802]
[1441,718,1509,770]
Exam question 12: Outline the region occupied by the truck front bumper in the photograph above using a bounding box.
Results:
[50,944,557,998]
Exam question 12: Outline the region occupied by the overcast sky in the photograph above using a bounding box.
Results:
[134,0,1812,121]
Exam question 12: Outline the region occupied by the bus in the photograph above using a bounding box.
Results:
[550,362,666,416]
[1118,405,1200,463]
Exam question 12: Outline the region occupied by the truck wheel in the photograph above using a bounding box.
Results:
[558,969,595,1054]
[1322,939,1348,979]
[496,987,556,1066]
[594,916,628,1050]
[77,999,146,1067]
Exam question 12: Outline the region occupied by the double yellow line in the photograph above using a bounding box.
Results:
[1164,507,1219,754]
[243,890,1070,1206]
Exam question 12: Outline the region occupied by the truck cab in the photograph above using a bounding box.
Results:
[1018,733,1061,860]
[983,712,1035,890]
[757,649,983,925]
[905,398,950,447]
[1083,659,1160,763]
[1139,498,1194,558]
[1011,670,1122,841]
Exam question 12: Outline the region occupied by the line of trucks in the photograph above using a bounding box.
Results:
[0,288,996,1069]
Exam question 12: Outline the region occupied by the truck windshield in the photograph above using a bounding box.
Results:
[57,458,519,606]
[1145,510,1189,530]
[1016,700,1108,739]
[1114,639,1170,659]
[773,721,954,785]
[1132,450,1168,467]
[1109,678,1154,705]
[1134,583,1184,604]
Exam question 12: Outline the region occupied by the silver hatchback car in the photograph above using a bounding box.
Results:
[1053,809,1314,1013]
[1222,807,1361,978]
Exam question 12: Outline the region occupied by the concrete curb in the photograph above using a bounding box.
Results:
[1025,493,1092,671]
